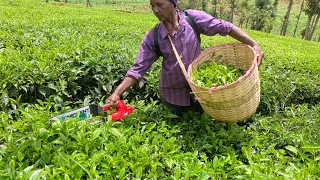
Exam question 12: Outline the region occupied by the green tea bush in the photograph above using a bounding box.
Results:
[0,0,160,116]
[1,1,320,178]
[1,0,319,116]
[0,0,320,179]
[0,99,319,179]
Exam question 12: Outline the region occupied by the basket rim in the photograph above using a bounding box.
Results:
[187,42,258,93]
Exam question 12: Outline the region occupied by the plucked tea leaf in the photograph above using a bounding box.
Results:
[29,169,47,180]
[191,60,243,88]
[285,145,298,154]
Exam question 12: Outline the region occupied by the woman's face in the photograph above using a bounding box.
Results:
[150,0,175,21]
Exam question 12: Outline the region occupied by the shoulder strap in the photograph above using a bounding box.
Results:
[182,10,201,44]
[153,10,201,57]
[153,24,162,57]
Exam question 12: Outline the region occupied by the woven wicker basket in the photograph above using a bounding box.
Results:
[187,42,260,123]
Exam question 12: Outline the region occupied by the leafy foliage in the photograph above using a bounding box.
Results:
[1,0,319,116]
[191,60,244,88]
[0,99,319,179]
[0,0,320,179]
[0,0,160,116]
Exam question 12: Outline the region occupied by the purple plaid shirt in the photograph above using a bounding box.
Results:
[126,9,233,106]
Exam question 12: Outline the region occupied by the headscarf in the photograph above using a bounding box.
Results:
[170,0,177,7]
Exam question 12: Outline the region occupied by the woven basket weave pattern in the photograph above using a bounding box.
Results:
[188,43,260,123]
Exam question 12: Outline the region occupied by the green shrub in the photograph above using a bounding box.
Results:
[1,0,319,117]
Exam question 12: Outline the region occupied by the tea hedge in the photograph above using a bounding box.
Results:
[1,100,319,179]
[0,0,320,179]
[0,0,160,116]
[1,0,319,116]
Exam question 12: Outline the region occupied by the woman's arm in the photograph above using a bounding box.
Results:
[105,76,137,107]
[228,25,262,55]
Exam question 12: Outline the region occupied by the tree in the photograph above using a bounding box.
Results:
[189,0,199,9]
[237,0,247,27]
[303,0,320,40]
[86,0,91,7]
[229,0,237,23]
[251,0,278,32]
[211,0,218,16]
[217,0,230,19]
[280,0,293,36]
[176,0,189,10]
[235,0,255,28]
[309,14,320,39]
[201,0,208,11]
[293,0,304,36]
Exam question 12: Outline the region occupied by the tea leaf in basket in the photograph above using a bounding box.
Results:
[191,60,243,88]
[210,52,222,62]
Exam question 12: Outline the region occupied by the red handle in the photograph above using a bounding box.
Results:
[101,104,111,111]
[101,100,125,111]
[109,105,135,121]
[101,100,134,121]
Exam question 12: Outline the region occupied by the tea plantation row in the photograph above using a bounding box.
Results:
[1,1,319,116]
[0,0,319,179]
[1,99,320,178]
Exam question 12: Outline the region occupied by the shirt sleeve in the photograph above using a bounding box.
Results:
[125,29,159,81]
[185,9,233,36]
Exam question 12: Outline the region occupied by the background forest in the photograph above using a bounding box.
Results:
[53,0,320,42]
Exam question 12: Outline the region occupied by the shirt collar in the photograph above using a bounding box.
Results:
[158,10,188,40]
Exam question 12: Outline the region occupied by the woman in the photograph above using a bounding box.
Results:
[105,0,263,117]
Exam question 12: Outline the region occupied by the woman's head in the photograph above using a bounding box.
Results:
[150,0,177,21]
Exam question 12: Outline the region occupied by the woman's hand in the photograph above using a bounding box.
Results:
[105,94,120,108]
[252,43,263,67]
[228,26,263,67]
[104,76,137,108]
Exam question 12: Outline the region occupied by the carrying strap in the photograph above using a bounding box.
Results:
[168,34,204,103]
[167,35,189,81]
[154,10,201,57]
